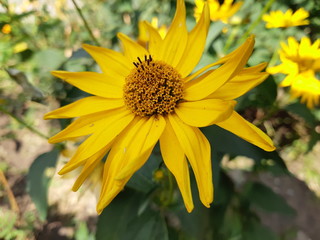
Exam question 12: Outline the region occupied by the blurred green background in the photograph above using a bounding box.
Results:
[1,0,320,239]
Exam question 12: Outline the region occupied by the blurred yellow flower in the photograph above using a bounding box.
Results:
[262,8,309,28]
[194,0,243,23]
[1,24,12,34]
[138,17,167,47]
[45,0,274,214]
[268,37,320,108]
[153,169,165,181]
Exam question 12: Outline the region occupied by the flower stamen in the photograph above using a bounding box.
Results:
[124,55,183,117]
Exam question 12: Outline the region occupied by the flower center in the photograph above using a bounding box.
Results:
[298,58,315,72]
[124,55,184,117]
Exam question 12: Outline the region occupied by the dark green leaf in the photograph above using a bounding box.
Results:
[27,149,59,221]
[237,76,277,110]
[245,182,296,216]
[124,209,168,240]
[243,220,279,240]
[96,189,168,240]
[96,190,143,240]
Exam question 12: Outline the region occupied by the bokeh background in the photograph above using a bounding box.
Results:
[1,0,320,239]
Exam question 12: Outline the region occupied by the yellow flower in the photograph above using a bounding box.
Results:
[138,17,167,47]
[194,0,243,23]
[262,8,309,28]
[1,24,12,34]
[268,37,320,108]
[45,0,275,214]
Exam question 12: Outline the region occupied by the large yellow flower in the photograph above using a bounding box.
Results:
[45,0,275,213]
[262,8,309,28]
[268,37,320,108]
[194,0,243,23]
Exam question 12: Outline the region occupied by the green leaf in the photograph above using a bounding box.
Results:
[243,220,279,240]
[244,182,296,216]
[27,149,59,221]
[124,210,168,240]
[33,49,65,73]
[237,75,277,110]
[96,189,168,240]
[96,190,142,240]
[205,22,225,51]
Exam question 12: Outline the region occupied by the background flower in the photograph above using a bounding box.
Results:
[268,37,320,108]
[262,8,309,28]
[194,0,243,23]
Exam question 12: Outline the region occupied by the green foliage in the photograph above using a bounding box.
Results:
[27,149,59,221]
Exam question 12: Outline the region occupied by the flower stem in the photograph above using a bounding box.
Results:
[237,0,276,44]
[163,169,174,207]
[0,106,49,140]
[0,168,19,213]
[71,0,100,46]
[223,25,239,53]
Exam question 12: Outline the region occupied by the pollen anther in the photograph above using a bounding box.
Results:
[124,56,183,117]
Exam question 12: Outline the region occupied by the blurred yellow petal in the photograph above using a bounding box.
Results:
[263,8,309,28]
[268,36,320,108]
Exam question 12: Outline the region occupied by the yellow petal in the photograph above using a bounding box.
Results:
[71,146,108,191]
[58,109,134,174]
[168,113,213,207]
[184,35,255,101]
[117,33,149,64]
[183,36,255,83]
[160,119,194,212]
[158,0,188,66]
[216,111,275,151]
[141,21,163,59]
[175,2,210,77]
[82,44,131,78]
[51,71,123,98]
[175,99,236,127]
[97,117,163,213]
[48,107,126,143]
[208,71,269,100]
[116,115,166,179]
[44,96,124,119]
